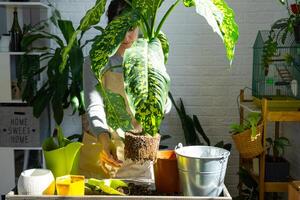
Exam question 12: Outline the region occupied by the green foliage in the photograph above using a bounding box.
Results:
[96,85,133,133]
[262,0,300,73]
[157,32,169,64]
[192,0,239,63]
[27,0,238,138]
[183,0,195,7]
[90,10,140,78]
[45,0,239,137]
[123,38,170,136]
[169,92,232,151]
[266,137,290,159]
[42,126,72,151]
[86,178,128,195]
[20,18,85,125]
[59,0,107,73]
[233,167,258,200]
[230,112,261,140]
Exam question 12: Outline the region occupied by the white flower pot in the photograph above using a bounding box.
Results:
[17,168,55,195]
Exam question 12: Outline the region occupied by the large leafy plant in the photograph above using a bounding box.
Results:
[19,5,94,150]
[58,0,239,137]
[20,7,86,125]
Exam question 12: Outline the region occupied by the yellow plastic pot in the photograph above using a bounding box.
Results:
[56,175,85,196]
[43,142,82,178]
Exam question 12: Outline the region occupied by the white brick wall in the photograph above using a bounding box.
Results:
[50,0,300,196]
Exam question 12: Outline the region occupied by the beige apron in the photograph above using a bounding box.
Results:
[78,71,153,180]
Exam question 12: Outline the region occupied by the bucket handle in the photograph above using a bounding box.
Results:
[175,143,183,150]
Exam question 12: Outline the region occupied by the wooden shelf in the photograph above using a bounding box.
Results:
[0,51,44,56]
[0,2,49,9]
[0,147,42,150]
[264,182,289,192]
[239,90,298,200]
[267,111,300,122]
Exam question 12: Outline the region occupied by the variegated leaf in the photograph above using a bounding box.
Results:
[192,0,239,64]
[211,0,239,64]
[96,85,133,132]
[79,0,107,32]
[132,0,161,15]
[157,32,169,64]
[59,0,106,73]
[183,0,195,7]
[89,10,139,133]
[90,10,140,78]
[123,38,170,136]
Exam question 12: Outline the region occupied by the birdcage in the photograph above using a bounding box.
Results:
[252,30,300,100]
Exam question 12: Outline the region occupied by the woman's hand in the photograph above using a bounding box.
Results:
[97,132,123,176]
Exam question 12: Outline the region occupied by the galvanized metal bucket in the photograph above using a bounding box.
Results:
[175,144,230,196]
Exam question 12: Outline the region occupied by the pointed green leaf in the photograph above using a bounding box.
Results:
[96,85,133,133]
[193,115,210,145]
[123,38,170,136]
[21,33,64,50]
[59,0,107,73]
[193,0,239,64]
[132,0,161,15]
[42,137,58,151]
[79,0,107,32]
[32,88,51,118]
[87,178,127,195]
[183,0,195,7]
[223,143,232,151]
[185,115,201,145]
[58,20,76,43]
[215,141,224,148]
[90,10,140,78]
[157,32,169,64]
[52,93,64,125]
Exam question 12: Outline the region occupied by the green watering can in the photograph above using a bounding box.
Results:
[43,142,82,178]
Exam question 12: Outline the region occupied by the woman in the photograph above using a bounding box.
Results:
[80,0,171,180]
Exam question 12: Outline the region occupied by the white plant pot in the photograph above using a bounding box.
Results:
[17,168,55,195]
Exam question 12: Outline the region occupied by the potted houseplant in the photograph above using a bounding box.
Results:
[265,136,290,181]
[230,112,264,159]
[23,0,239,164]
[263,0,300,75]
[19,5,88,177]
[57,0,238,162]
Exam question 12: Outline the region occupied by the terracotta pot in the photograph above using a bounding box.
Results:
[154,150,180,193]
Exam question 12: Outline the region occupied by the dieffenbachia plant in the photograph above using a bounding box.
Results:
[59,0,239,136]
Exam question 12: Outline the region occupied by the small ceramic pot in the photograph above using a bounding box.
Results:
[17,169,55,195]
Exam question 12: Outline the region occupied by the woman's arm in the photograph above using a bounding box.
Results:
[83,58,110,136]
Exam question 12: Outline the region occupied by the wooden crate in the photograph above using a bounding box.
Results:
[6,185,231,200]
[0,103,40,147]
